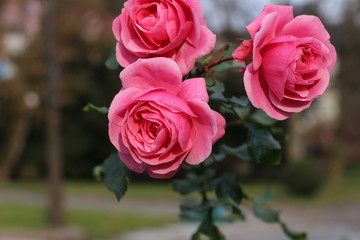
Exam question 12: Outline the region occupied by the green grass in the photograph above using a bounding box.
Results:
[0,181,179,200]
[0,204,46,230]
[0,204,177,238]
[67,209,177,238]
[64,181,180,200]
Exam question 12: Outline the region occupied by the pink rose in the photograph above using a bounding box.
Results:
[108,58,225,179]
[233,5,337,120]
[112,0,216,75]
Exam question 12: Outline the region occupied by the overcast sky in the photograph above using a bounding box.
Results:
[200,0,355,33]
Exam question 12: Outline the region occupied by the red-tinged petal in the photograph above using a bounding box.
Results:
[118,152,146,173]
[135,89,196,117]
[187,8,201,45]
[108,88,142,122]
[115,42,141,67]
[325,42,337,72]
[112,16,121,41]
[262,41,294,101]
[177,78,209,103]
[232,40,253,63]
[247,5,293,39]
[305,67,330,99]
[185,100,217,165]
[165,4,180,41]
[120,58,182,94]
[147,169,178,179]
[282,15,330,42]
[244,64,291,120]
[269,91,312,113]
[173,26,216,75]
[212,111,226,144]
[147,154,186,175]
[186,0,207,25]
[252,12,278,70]
[109,122,126,152]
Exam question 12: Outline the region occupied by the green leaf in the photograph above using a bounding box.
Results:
[105,44,120,70]
[212,152,226,162]
[280,222,307,240]
[251,109,277,126]
[208,45,229,66]
[191,217,226,240]
[180,200,218,222]
[246,123,281,165]
[212,205,244,222]
[229,96,249,107]
[250,187,308,239]
[231,205,245,220]
[233,106,250,120]
[253,187,276,206]
[83,103,108,115]
[219,144,251,161]
[253,205,280,223]
[205,71,217,87]
[219,105,234,115]
[215,173,243,204]
[92,165,104,181]
[103,153,128,201]
[208,81,226,102]
[172,173,200,195]
[252,187,279,223]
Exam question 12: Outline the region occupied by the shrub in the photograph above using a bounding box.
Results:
[283,160,325,196]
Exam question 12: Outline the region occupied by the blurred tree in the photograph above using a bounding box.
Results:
[327,0,360,188]
[0,0,44,180]
[0,0,121,181]
[44,0,64,227]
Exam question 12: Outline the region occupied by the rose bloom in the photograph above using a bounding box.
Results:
[108,58,225,178]
[112,0,216,75]
[233,5,337,120]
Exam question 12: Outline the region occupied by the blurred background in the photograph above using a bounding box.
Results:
[0,0,359,239]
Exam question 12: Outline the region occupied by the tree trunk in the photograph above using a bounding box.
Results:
[0,110,31,181]
[44,0,64,227]
[286,113,305,163]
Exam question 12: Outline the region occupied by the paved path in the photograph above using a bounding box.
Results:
[1,189,360,240]
[118,203,360,240]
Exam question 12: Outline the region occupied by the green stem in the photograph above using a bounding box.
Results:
[207,57,235,70]
[199,164,214,225]
[226,119,244,127]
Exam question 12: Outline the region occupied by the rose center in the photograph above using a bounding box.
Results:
[147,121,160,138]
[137,6,158,31]
[299,47,313,65]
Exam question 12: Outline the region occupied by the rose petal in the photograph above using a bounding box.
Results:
[269,91,312,113]
[247,5,294,39]
[115,42,141,67]
[118,152,146,173]
[185,100,217,165]
[282,15,330,42]
[244,64,291,120]
[112,16,121,41]
[147,154,186,175]
[212,111,226,144]
[173,26,216,75]
[135,89,196,117]
[177,78,209,103]
[120,58,183,94]
[108,88,142,122]
[262,41,294,100]
[232,40,253,63]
